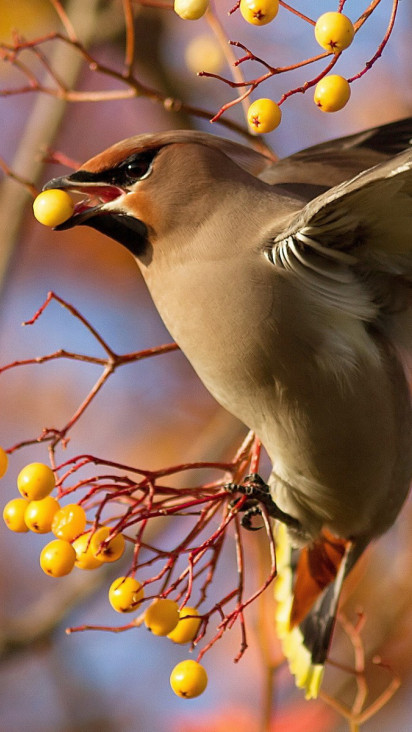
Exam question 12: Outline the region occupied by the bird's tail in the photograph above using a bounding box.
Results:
[274,523,362,698]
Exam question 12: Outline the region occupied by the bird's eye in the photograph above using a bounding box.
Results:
[118,150,157,184]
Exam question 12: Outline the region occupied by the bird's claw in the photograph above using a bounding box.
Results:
[226,473,302,532]
[228,494,264,530]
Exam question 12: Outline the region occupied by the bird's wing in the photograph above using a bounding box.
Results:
[264,147,412,323]
[276,146,412,255]
[290,116,412,160]
[261,117,412,187]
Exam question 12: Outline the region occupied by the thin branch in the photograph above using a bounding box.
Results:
[0,157,38,197]
[205,6,251,122]
[348,0,399,83]
[320,611,401,727]
[278,1,315,26]
[122,0,137,77]
[48,0,78,41]
[0,31,258,141]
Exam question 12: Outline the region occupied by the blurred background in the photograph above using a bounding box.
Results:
[0,1,412,730]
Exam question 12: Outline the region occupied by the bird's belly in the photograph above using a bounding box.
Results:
[199,342,412,544]
[142,259,412,543]
[199,363,412,542]
[263,381,412,542]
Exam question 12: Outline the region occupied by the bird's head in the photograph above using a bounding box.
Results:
[44,130,273,259]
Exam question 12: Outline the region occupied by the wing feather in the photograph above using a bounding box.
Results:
[265,148,412,334]
[261,117,412,187]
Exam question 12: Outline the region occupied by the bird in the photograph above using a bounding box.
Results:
[43,118,412,697]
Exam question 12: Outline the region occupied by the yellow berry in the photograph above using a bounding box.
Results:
[40,539,76,577]
[24,495,60,533]
[52,503,87,541]
[3,497,30,532]
[33,189,74,227]
[17,462,56,500]
[247,98,282,133]
[108,576,145,613]
[90,526,125,563]
[240,0,279,26]
[0,447,8,478]
[167,606,202,644]
[72,531,103,570]
[315,12,354,53]
[314,75,351,112]
[174,0,209,20]
[170,660,208,698]
[185,34,224,75]
[144,598,179,636]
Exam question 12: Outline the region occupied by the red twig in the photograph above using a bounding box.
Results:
[0,29,258,141]
[321,610,401,726]
[278,1,315,26]
[278,52,340,106]
[48,0,78,41]
[348,0,399,83]
[0,0,397,136]
[122,0,136,78]
[2,292,179,453]
[0,156,38,197]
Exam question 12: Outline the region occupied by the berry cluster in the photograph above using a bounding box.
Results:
[2,453,209,699]
[174,3,371,132]
[0,1,398,141]
[0,291,282,705]
[237,6,354,123]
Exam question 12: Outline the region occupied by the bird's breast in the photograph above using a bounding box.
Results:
[137,245,412,542]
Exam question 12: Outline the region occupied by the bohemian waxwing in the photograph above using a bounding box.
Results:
[43,119,412,697]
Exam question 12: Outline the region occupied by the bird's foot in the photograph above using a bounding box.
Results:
[225,473,302,532]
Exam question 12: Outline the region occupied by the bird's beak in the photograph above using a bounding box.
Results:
[43,173,149,251]
[43,173,124,228]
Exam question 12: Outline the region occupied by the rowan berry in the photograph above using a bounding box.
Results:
[17,463,56,500]
[314,75,351,112]
[174,0,209,20]
[240,0,279,26]
[144,598,179,636]
[33,189,74,227]
[109,576,144,613]
[170,660,208,698]
[24,495,60,533]
[40,539,76,577]
[3,497,30,532]
[52,503,87,541]
[247,98,282,133]
[167,607,201,644]
[315,12,354,53]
